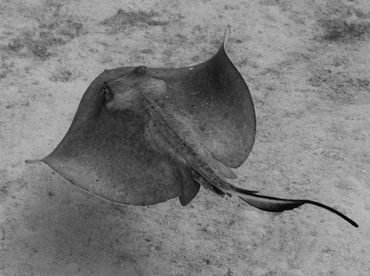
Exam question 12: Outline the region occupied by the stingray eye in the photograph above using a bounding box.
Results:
[102,82,113,104]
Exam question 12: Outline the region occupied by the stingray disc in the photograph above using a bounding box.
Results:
[28,29,256,206]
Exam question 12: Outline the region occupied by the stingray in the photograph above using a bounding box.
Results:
[26,27,358,228]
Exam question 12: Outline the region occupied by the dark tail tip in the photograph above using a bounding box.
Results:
[304,200,359,228]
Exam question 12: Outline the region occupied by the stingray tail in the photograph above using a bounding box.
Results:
[236,192,358,228]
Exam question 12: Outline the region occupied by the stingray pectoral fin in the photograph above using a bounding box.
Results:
[238,193,358,228]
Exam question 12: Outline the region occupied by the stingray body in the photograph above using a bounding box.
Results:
[27,28,358,227]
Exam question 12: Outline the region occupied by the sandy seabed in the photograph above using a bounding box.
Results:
[1,0,370,275]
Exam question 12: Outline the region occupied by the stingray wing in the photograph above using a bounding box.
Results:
[149,42,256,168]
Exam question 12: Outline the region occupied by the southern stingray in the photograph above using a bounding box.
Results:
[27,27,358,227]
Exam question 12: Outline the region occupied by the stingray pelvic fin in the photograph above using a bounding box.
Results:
[237,192,358,228]
[189,165,258,196]
[178,167,201,206]
[190,169,227,196]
